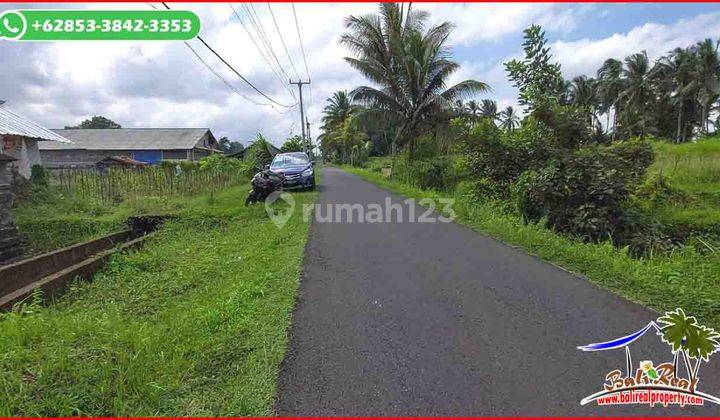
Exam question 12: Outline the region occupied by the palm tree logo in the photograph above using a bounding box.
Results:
[658,308,720,386]
[578,308,720,406]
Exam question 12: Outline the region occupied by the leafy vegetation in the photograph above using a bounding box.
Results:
[64,116,122,129]
[280,135,305,153]
[320,3,489,164]
[327,7,719,256]
[12,155,249,253]
[0,185,317,415]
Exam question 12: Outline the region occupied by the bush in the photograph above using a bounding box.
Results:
[454,116,553,198]
[404,156,458,191]
[199,154,247,173]
[513,139,655,245]
[30,165,49,187]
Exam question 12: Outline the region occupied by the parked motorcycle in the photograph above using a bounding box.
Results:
[245,167,285,205]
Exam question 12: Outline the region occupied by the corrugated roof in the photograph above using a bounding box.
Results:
[0,105,70,143]
[41,128,212,151]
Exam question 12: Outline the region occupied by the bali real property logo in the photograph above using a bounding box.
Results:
[579,308,720,407]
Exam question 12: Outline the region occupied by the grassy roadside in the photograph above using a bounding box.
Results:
[12,188,237,254]
[0,185,317,416]
[640,138,720,237]
[342,165,720,330]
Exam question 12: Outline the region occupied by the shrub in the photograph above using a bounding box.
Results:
[405,156,458,191]
[199,154,247,172]
[454,116,553,197]
[513,139,655,245]
[30,165,49,187]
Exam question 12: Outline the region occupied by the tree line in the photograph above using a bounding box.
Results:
[320,5,719,163]
[319,3,720,255]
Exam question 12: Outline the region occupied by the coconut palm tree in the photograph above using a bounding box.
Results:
[321,90,355,131]
[655,47,700,143]
[466,99,480,117]
[569,75,600,127]
[597,58,625,135]
[694,39,720,135]
[499,106,520,132]
[618,51,656,138]
[479,99,498,121]
[340,3,489,155]
[658,308,720,386]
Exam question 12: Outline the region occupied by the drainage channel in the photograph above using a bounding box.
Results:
[0,215,170,311]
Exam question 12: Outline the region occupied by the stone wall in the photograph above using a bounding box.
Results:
[0,185,23,263]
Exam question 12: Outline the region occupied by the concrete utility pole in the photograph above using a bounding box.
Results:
[289,79,311,154]
[306,121,312,158]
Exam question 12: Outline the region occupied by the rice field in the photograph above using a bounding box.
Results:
[52,166,247,204]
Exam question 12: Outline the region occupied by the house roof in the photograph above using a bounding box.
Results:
[40,128,214,151]
[0,105,70,143]
[97,155,148,166]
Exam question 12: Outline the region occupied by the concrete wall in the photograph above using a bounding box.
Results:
[40,149,131,169]
[41,149,201,168]
[0,137,42,179]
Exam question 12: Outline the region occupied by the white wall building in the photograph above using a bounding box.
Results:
[0,102,70,179]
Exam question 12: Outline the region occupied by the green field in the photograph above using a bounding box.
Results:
[1,185,317,415]
[343,138,720,330]
[639,137,720,239]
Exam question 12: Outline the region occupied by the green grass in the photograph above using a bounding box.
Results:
[12,186,241,254]
[0,185,317,415]
[641,137,720,235]
[343,165,720,331]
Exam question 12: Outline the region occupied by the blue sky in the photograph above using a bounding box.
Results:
[0,3,719,145]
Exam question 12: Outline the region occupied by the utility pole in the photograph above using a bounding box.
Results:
[306,121,312,158]
[289,79,311,154]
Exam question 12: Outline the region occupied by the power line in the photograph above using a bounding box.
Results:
[291,3,311,80]
[148,3,281,109]
[267,3,300,80]
[184,41,274,108]
[290,2,313,150]
[228,4,296,100]
[161,2,295,108]
[242,4,294,86]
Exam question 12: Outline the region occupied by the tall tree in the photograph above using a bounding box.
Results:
[479,99,498,121]
[695,39,720,134]
[505,24,564,108]
[66,116,121,129]
[281,135,305,153]
[321,90,355,131]
[340,3,489,155]
[569,75,600,127]
[655,47,700,142]
[617,51,655,138]
[499,106,520,132]
[597,58,625,135]
[466,99,480,117]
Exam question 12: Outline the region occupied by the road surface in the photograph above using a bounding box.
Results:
[275,167,720,416]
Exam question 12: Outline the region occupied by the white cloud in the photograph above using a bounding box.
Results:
[421,3,589,45]
[554,11,720,79]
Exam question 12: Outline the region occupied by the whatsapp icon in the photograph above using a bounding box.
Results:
[0,11,26,40]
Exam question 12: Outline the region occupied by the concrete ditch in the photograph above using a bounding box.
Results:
[0,215,169,310]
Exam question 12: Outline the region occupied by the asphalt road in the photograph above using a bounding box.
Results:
[275,167,720,416]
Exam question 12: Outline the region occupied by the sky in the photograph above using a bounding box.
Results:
[1,2,719,147]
